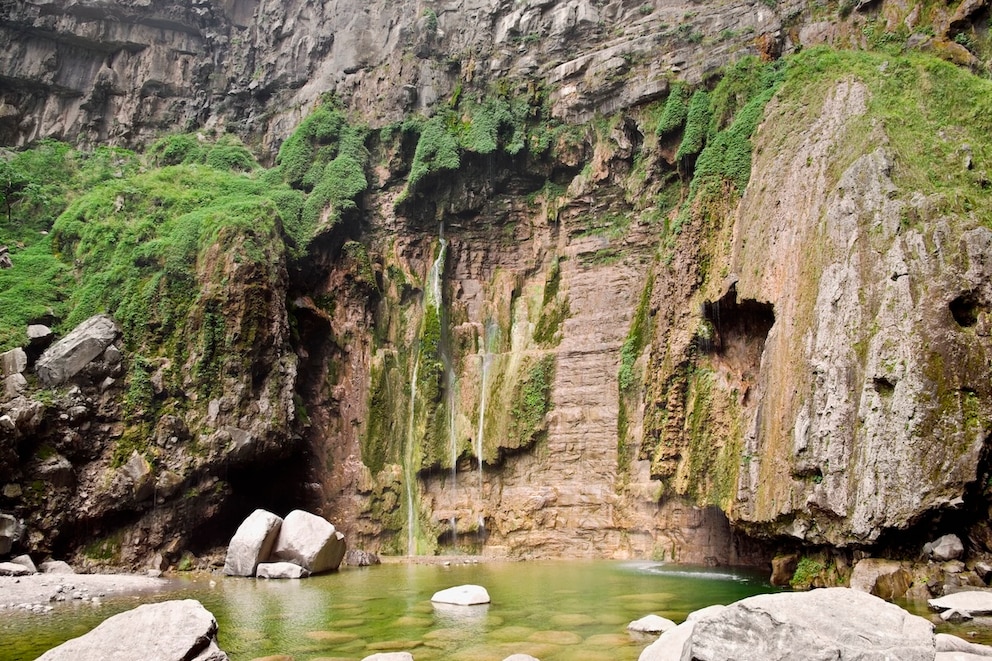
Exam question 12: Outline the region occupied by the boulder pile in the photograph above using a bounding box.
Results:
[223,509,346,578]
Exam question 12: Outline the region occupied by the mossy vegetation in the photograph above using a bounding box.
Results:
[510,354,556,446]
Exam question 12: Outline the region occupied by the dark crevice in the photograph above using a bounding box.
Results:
[698,285,775,355]
[873,376,895,396]
[950,291,981,328]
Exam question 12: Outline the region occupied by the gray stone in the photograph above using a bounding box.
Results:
[940,608,972,622]
[2,483,21,498]
[11,553,36,573]
[849,558,912,600]
[936,634,992,656]
[35,599,228,661]
[36,314,119,386]
[0,513,19,554]
[930,534,965,561]
[930,591,992,616]
[975,562,992,584]
[431,584,491,606]
[4,373,27,400]
[223,509,283,577]
[0,347,27,376]
[0,414,13,431]
[685,604,726,622]
[27,324,53,343]
[37,453,74,488]
[344,549,381,566]
[122,450,154,501]
[682,588,935,661]
[255,561,310,579]
[270,509,345,574]
[39,560,75,574]
[628,614,677,634]
[638,620,697,661]
[0,561,31,576]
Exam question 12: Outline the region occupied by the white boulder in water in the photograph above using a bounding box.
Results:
[271,509,346,574]
[223,509,283,577]
[431,584,491,606]
[256,561,310,579]
[628,614,677,634]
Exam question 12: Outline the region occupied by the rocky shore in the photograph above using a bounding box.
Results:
[0,572,169,613]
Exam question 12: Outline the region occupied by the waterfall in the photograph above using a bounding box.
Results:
[404,229,447,556]
[474,320,497,535]
[403,355,420,556]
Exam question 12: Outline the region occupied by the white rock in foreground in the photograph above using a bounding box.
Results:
[271,509,346,574]
[223,509,283,577]
[360,654,414,661]
[641,588,935,661]
[35,599,228,661]
[628,614,677,634]
[256,561,310,579]
[929,591,992,616]
[682,588,934,661]
[431,584,491,606]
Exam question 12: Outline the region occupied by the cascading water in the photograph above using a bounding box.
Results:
[404,228,447,556]
[474,320,497,536]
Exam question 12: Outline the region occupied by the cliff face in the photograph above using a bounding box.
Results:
[2,0,992,569]
[0,0,798,148]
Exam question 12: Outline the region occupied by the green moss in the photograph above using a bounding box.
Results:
[657,83,691,137]
[401,116,461,202]
[510,354,556,446]
[618,273,655,393]
[790,556,825,589]
[675,90,712,162]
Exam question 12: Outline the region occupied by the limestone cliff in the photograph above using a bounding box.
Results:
[2,0,992,571]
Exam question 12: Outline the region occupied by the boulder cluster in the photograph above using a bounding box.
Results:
[223,508,346,578]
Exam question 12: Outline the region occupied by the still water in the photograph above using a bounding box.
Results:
[4,560,777,661]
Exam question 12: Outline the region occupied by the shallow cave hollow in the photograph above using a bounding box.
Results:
[698,284,775,360]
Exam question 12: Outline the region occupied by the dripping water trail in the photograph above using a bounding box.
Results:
[405,226,447,556]
[475,319,497,537]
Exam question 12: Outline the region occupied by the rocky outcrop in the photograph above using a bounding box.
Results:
[36,599,228,661]
[35,315,119,386]
[849,558,912,601]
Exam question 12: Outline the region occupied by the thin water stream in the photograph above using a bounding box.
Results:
[2,561,778,661]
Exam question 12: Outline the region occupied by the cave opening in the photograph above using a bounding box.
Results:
[950,291,981,328]
[696,285,775,403]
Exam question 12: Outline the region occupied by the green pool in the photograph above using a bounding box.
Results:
[3,560,778,660]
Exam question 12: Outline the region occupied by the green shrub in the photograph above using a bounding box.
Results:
[675,90,712,161]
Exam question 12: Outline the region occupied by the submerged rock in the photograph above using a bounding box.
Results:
[360,654,414,661]
[628,614,676,634]
[223,509,283,577]
[256,561,309,579]
[431,584,491,606]
[270,509,346,574]
[35,599,228,660]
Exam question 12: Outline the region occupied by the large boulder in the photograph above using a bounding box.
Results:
[39,560,75,574]
[270,510,346,574]
[10,553,36,573]
[927,534,965,562]
[35,314,119,386]
[0,561,31,576]
[36,599,228,661]
[223,509,283,577]
[256,561,309,579]
[0,348,27,376]
[431,584,491,606]
[679,588,935,661]
[849,558,912,600]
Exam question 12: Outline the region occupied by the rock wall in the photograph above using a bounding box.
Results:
[3,0,992,568]
[0,0,800,149]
